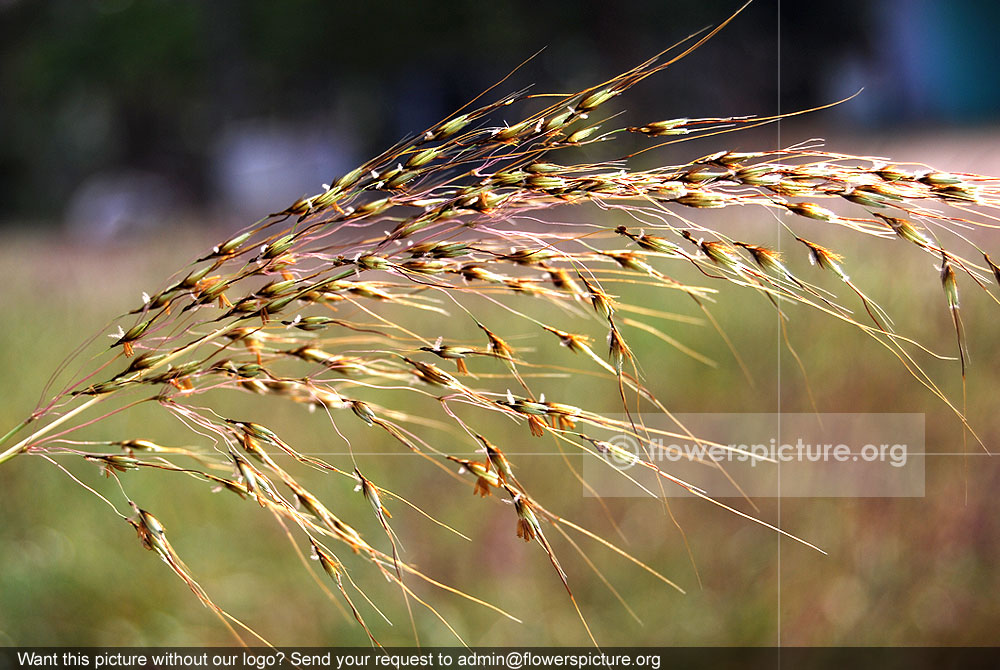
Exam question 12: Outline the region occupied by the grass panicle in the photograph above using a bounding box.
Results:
[1,7,998,646]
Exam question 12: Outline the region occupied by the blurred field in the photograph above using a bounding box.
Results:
[1,128,999,647]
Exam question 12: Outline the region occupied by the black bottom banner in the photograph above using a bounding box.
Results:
[1,647,998,670]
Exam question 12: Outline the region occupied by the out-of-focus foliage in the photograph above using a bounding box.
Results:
[4,0,1000,225]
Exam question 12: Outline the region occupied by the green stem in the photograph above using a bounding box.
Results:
[0,396,103,466]
[0,323,237,467]
[0,418,31,451]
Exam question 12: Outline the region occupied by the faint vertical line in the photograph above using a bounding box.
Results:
[776,0,783,654]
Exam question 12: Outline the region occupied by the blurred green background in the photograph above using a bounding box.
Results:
[1,0,1000,648]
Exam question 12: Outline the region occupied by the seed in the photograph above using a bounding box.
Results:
[262,234,296,259]
[355,468,391,520]
[934,184,979,202]
[579,275,614,319]
[494,119,533,142]
[608,325,633,370]
[784,202,837,222]
[500,394,548,416]
[566,125,600,144]
[356,254,390,271]
[985,253,1000,285]
[941,259,960,309]
[512,494,542,543]
[335,167,364,190]
[87,454,140,474]
[578,87,618,111]
[446,456,500,497]
[477,436,517,489]
[112,320,151,349]
[919,171,962,186]
[402,357,459,387]
[527,175,567,191]
[841,188,895,208]
[736,167,781,186]
[351,400,376,426]
[876,166,913,181]
[355,197,391,217]
[874,213,932,247]
[116,439,162,452]
[311,540,341,579]
[179,266,212,289]
[680,167,730,184]
[675,191,726,208]
[401,259,449,275]
[432,114,470,140]
[543,111,572,132]
[257,279,298,297]
[384,170,419,190]
[546,266,584,295]
[262,294,298,314]
[491,171,526,188]
[700,240,740,269]
[123,352,168,373]
[478,323,515,360]
[503,248,554,265]
[735,243,785,275]
[542,325,590,353]
[797,237,844,274]
[405,147,441,169]
[628,118,689,135]
[288,316,335,331]
[214,232,252,257]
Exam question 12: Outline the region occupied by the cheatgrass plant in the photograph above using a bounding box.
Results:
[2,9,998,646]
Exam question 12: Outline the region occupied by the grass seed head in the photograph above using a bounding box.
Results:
[941,258,960,309]
[628,118,689,136]
[512,493,541,543]
[350,400,376,426]
[985,252,1000,285]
